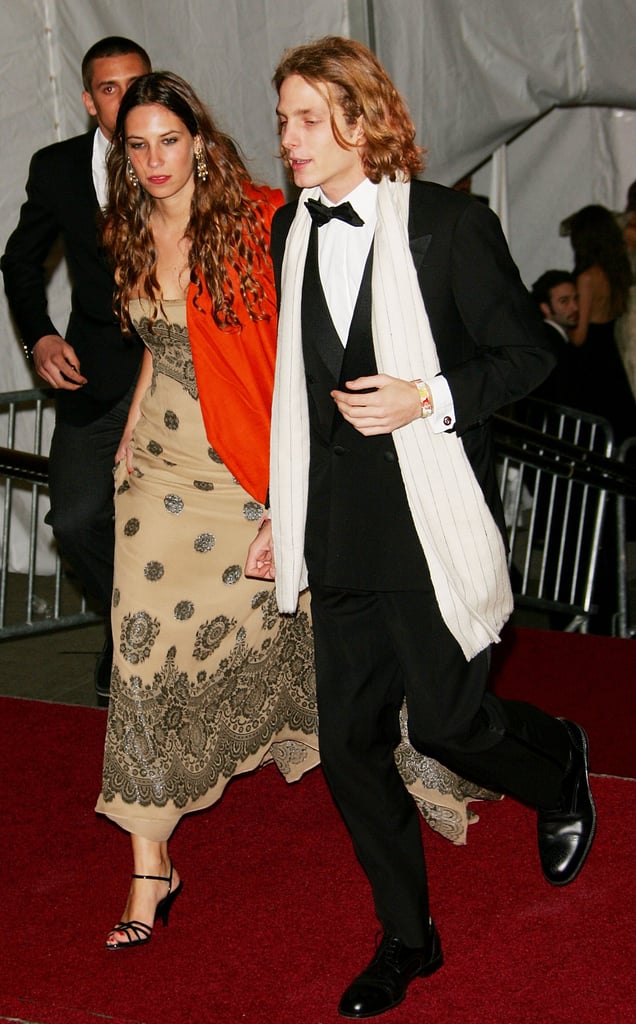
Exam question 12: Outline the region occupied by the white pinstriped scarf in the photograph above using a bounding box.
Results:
[270,177,513,660]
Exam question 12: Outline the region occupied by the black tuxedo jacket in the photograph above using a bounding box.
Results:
[270,180,556,588]
[1,131,142,423]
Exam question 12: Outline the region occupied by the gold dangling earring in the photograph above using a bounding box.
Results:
[126,158,139,187]
[195,144,208,182]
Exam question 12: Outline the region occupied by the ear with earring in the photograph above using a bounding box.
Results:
[126,157,139,188]
[194,139,208,182]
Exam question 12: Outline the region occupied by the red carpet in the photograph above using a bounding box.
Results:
[1,687,635,1024]
[492,625,636,779]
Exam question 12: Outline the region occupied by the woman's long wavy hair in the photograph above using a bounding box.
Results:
[567,204,632,317]
[103,71,273,332]
[273,36,425,183]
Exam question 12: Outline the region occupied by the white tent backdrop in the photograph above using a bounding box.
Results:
[374,0,636,276]
[1,0,635,571]
[376,0,636,184]
[472,105,636,287]
[0,0,349,396]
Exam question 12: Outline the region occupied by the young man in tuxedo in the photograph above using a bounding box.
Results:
[246,36,596,1019]
[2,36,151,699]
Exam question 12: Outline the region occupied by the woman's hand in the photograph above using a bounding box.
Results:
[115,426,135,474]
[245,518,275,580]
[114,347,153,473]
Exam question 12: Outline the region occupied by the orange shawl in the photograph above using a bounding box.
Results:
[186,183,284,504]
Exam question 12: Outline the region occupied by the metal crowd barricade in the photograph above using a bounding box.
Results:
[494,399,617,633]
[0,387,101,639]
[2,388,634,642]
[616,436,636,639]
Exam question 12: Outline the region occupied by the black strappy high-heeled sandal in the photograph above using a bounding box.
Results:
[105,861,183,950]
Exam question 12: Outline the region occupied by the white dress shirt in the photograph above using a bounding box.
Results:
[316,178,455,432]
[91,128,110,208]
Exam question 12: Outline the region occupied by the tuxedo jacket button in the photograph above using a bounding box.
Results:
[383,450,396,463]
[333,444,346,456]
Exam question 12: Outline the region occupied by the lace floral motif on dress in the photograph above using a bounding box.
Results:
[136,316,199,400]
[101,591,316,808]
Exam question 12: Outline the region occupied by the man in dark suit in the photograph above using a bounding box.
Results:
[247,37,597,1019]
[1,36,151,699]
[530,269,580,405]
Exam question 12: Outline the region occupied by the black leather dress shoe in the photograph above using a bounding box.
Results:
[338,923,443,1018]
[537,719,596,886]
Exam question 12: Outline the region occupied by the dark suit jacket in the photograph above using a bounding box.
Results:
[1,131,142,423]
[529,320,580,407]
[271,179,557,587]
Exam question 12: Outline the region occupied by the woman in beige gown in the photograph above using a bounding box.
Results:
[96,71,494,950]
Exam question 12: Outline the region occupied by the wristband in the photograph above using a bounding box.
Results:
[413,378,433,418]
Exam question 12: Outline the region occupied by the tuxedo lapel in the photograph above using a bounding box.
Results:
[339,249,374,386]
[74,132,101,224]
[302,224,345,382]
[301,224,343,439]
[409,232,432,271]
[407,185,433,272]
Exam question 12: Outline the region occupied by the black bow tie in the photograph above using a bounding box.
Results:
[305,197,364,227]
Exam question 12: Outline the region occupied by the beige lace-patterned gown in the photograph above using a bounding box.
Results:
[95,299,496,843]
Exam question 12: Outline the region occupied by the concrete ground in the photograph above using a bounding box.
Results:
[0,571,106,707]
[0,617,107,706]
[1,556,633,709]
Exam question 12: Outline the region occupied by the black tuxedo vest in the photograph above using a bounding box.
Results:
[300,224,430,590]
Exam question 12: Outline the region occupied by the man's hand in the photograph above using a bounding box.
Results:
[331,374,422,435]
[245,519,276,580]
[32,334,87,389]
